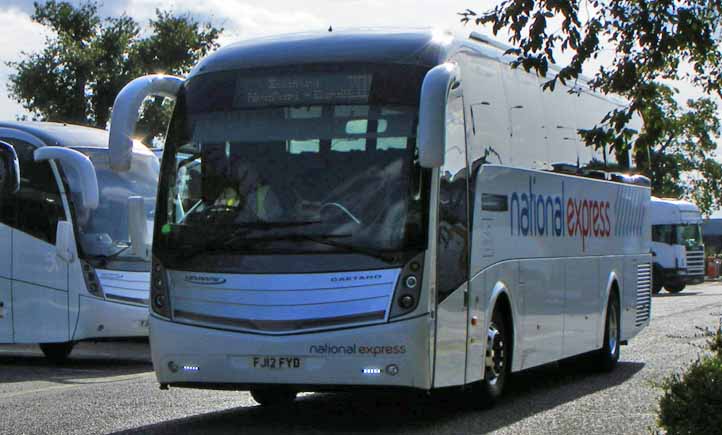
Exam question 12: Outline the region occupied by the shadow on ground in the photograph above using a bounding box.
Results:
[653,292,701,298]
[113,361,645,434]
[0,342,152,384]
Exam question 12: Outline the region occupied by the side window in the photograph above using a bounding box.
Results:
[7,140,65,244]
[652,225,672,244]
[437,92,470,303]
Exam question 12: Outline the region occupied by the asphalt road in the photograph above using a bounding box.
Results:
[1,282,721,435]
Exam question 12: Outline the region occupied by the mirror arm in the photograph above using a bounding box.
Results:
[109,75,184,172]
[0,141,20,195]
[418,63,461,168]
[34,147,99,210]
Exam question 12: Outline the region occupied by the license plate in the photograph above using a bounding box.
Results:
[252,356,303,370]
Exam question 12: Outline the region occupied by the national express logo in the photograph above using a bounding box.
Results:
[508,177,645,250]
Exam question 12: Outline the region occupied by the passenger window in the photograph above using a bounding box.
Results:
[437,92,470,303]
[5,140,65,244]
[288,139,319,154]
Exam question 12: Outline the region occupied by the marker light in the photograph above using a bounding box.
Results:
[362,368,382,375]
[183,365,200,372]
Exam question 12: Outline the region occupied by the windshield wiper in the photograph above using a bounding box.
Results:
[176,221,322,262]
[228,233,399,263]
[93,245,131,267]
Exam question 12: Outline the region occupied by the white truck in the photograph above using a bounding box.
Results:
[650,197,705,293]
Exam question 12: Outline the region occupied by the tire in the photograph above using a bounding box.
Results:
[652,266,663,294]
[665,284,686,293]
[39,342,74,363]
[595,293,620,372]
[250,387,297,407]
[474,307,511,408]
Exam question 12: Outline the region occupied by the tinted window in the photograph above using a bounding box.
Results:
[652,225,673,244]
[437,92,469,302]
[5,140,65,244]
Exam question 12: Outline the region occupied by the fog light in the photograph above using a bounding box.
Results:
[386,364,399,376]
[168,361,179,373]
[399,294,415,309]
[405,275,417,288]
[154,294,165,308]
[154,279,163,289]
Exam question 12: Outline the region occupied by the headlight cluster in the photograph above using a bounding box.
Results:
[80,260,104,297]
[389,253,425,319]
[151,257,171,318]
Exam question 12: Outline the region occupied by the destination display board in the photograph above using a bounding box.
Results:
[234,73,373,108]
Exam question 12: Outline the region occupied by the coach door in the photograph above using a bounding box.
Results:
[433,84,471,387]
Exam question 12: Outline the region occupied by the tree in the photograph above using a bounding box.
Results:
[6,1,222,144]
[461,1,722,214]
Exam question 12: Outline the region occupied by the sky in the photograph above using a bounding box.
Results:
[1,0,720,215]
[0,0,485,120]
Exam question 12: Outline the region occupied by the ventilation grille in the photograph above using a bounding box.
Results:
[686,249,705,276]
[636,263,652,326]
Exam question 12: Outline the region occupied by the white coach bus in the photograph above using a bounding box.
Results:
[0,122,156,362]
[108,29,651,405]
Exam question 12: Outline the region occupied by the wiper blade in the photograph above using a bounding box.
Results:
[235,233,398,263]
[94,245,131,267]
[176,221,321,262]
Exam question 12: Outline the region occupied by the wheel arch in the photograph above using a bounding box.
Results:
[486,281,518,372]
[598,271,621,348]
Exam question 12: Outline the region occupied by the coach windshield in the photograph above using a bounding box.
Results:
[156,64,431,270]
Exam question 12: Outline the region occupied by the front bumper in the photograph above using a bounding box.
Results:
[73,295,149,340]
[150,314,433,391]
[662,268,705,286]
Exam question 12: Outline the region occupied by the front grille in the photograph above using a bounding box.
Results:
[636,263,651,327]
[686,249,705,276]
[169,269,401,335]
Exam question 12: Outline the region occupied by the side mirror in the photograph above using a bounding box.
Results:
[0,141,20,195]
[418,63,461,168]
[34,147,99,210]
[56,220,76,263]
[128,196,150,260]
[109,74,184,172]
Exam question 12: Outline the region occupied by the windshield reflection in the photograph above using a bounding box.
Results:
[164,105,426,256]
[74,148,159,268]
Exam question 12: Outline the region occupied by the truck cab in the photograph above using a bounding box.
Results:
[650,197,705,293]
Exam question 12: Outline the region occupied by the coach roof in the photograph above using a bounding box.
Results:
[0,121,151,154]
[189,28,452,77]
[0,121,110,149]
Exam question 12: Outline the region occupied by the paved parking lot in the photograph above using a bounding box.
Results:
[1,282,720,435]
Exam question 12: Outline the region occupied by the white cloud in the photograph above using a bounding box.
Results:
[0,7,52,120]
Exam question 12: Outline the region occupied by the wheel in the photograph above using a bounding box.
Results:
[652,266,663,294]
[595,293,620,372]
[664,284,686,293]
[250,387,297,407]
[474,307,511,408]
[39,342,74,363]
